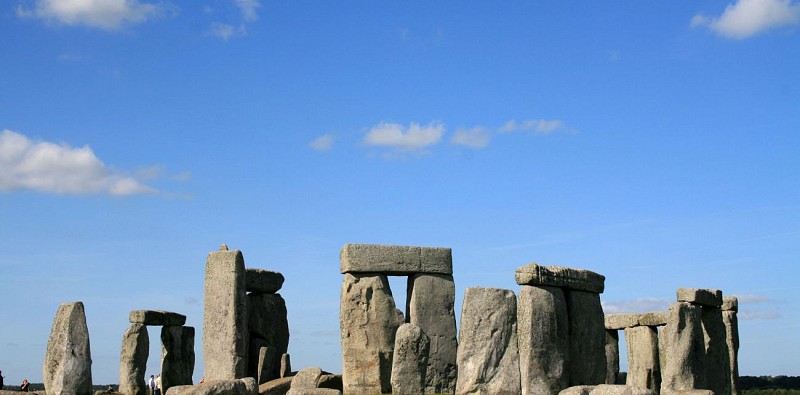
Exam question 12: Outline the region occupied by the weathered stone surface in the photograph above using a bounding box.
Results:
[317,375,342,391]
[661,390,714,395]
[257,347,278,385]
[518,285,569,395]
[204,246,248,380]
[286,390,340,395]
[722,296,738,313]
[340,273,403,394]
[676,289,722,308]
[588,385,655,395]
[660,302,705,392]
[638,312,667,327]
[605,315,639,330]
[515,263,605,293]
[702,306,731,395]
[559,386,594,395]
[245,269,284,294]
[119,324,149,395]
[258,377,293,395]
[165,378,256,395]
[723,311,740,395]
[247,293,289,379]
[456,287,521,395]
[161,326,195,395]
[339,244,452,275]
[605,330,620,385]
[625,326,660,394]
[43,301,93,395]
[406,273,458,394]
[566,290,607,386]
[280,354,292,378]
[129,310,187,326]
[247,338,268,382]
[289,367,323,389]
[391,324,430,395]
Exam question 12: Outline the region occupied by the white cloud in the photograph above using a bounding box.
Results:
[0,129,156,196]
[362,121,445,150]
[309,134,335,151]
[732,293,774,304]
[451,126,491,149]
[209,22,246,40]
[739,310,781,320]
[497,118,573,134]
[234,0,260,22]
[692,0,800,39]
[17,0,173,30]
[601,297,673,314]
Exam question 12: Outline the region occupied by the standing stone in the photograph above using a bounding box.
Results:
[257,347,277,385]
[624,326,661,394]
[566,290,607,386]
[518,285,569,395]
[391,323,430,395]
[604,330,619,385]
[722,310,739,395]
[340,273,403,394]
[161,326,195,395]
[456,287,521,395]
[247,293,289,380]
[660,302,705,392]
[43,301,93,395]
[204,245,248,380]
[407,273,458,394]
[120,324,149,395]
[281,354,292,378]
[701,306,731,395]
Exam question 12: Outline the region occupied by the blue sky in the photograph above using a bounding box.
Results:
[1,0,799,385]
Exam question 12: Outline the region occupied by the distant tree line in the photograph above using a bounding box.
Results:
[742,376,800,390]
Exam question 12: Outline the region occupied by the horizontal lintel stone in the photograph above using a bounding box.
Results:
[129,310,186,326]
[245,268,285,293]
[676,288,722,307]
[339,244,452,275]
[605,314,639,330]
[637,311,667,327]
[722,296,738,312]
[514,263,605,293]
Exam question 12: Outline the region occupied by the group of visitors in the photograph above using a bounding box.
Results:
[148,374,162,395]
[0,370,31,392]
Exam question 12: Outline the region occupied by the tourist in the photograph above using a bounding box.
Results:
[148,375,156,395]
[21,379,30,392]
[0,369,4,390]
[155,374,162,395]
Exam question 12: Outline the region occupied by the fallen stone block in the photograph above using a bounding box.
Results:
[661,390,714,395]
[165,378,256,395]
[286,390,340,395]
[676,289,722,308]
[515,263,605,293]
[43,301,93,395]
[129,310,187,326]
[339,244,452,275]
[258,377,293,395]
[289,367,323,389]
[245,268,284,294]
[590,384,655,395]
[559,386,596,395]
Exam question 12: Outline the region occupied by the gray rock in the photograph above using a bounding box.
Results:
[559,386,595,395]
[257,347,278,385]
[204,246,249,380]
[605,330,619,385]
[317,375,342,391]
[723,311,739,395]
[659,302,705,392]
[515,263,605,293]
[43,301,93,395]
[722,296,738,313]
[119,323,149,395]
[702,306,731,395]
[406,273,458,394]
[165,378,256,395]
[391,324,430,395]
[339,244,452,275]
[161,326,195,395]
[638,312,667,327]
[245,269,284,294]
[258,377,293,395]
[129,310,187,326]
[247,293,289,378]
[340,273,403,394]
[605,315,639,330]
[286,390,340,395]
[676,289,722,308]
[456,287,521,395]
[624,326,660,394]
[589,385,655,395]
[566,290,607,386]
[290,367,323,389]
[518,285,569,395]
[661,390,714,395]
[280,354,292,378]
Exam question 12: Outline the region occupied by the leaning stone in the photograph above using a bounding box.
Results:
[589,384,655,395]
[119,323,149,395]
[723,311,740,395]
[280,354,292,378]
[605,314,639,330]
[566,290,607,385]
[722,297,738,313]
[204,246,248,380]
[406,273,458,394]
[605,330,620,385]
[518,285,570,395]
[165,378,256,395]
[676,288,722,308]
[257,346,278,385]
[515,263,605,293]
[702,306,731,395]
[456,287,521,395]
[43,301,93,395]
[391,323,430,395]
[258,377,293,395]
[245,268,284,294]
[638,312,667,327]
[288,367,323,391]
[247,293,289,379]
[161,326,195,395]
[340,273,403,394]
[624,327,660,394]
[339,244,452,275]
[129,310,187,326]
[659,302,705,392]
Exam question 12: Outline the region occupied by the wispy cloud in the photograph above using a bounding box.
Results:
[602,297,673,314]
[451,126,491,149]
[208,22,244,40]
[739,310,781,320]
[235,0,260,22]
[207,0,261,40]
[498,119,574,134]
[362,121,445,151]
[17,0,175,30]
[309,134,335,151]
[692,0,800,39]
[0,129,156,196]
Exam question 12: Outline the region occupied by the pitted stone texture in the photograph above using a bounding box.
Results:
[161,326,195,395]
[43,301,93,395]
[456,287,521,395]
[318,375,343,392]
[256,347,278,385]
[661,391,714,395]
[204,247,248,380]
[702,307,731,395]
[119,324,149,395]
[287,390,340,395]
[406,273,458,394]
[605,330,620,385]
[659,302,705,392]
[258,377,293,395]
[289,367,323,389]
[722,297,738,313]
[247,293,289,372]
[515,263,605,293]
[391,324,430,395]
[518,285,569,395]
[560,385,655,395]
[245,269,284,294]
[624,326,661,394]
[723,311,740,395]
[165,378,256,395]
[129,310,187,326]
[676,289,722,308]
[339,244,452,275]
[340,273,403,394]
[605,315,639,330]
[638,312,667,327]
[566,290,607,386]
[280,354,292,378]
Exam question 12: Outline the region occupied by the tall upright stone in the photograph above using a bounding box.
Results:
[625,326,661,394]
[722,296,739,395]
[701,305,731,395]
[120,324,149,395]
[247,293,289,380]
[43,301,93,395]
[604,330,620,385]
[566,290,607,386]
[456,287,521,395]
[391,323,430,395]
[340,273,403,394]
[407,273,458,394]
[660,302,705,393]
[161,326,195,395]
[204,244,248,380]
[518,285,569,395]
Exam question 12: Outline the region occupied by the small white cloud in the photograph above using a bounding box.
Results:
[692,0,800,39]
[0,129,156,196]
[234,0,260,22]
[739,310,781,320]
[497,118,574,134]
[209,22,245,40]
[601,297,673,314]
[451,126,491,149]
[17,0,174,30]
[732,293,774,304]
[310,134,335,151]
[362,121,445,151]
